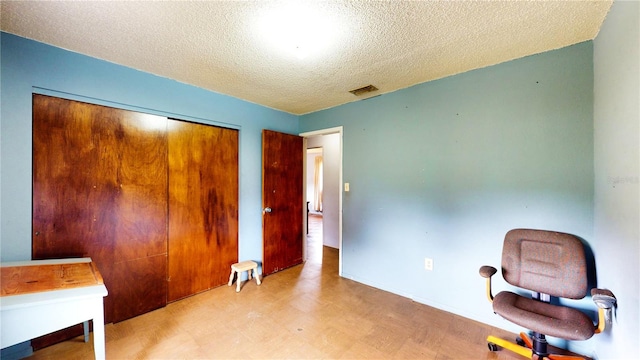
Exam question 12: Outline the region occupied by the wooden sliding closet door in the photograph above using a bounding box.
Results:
[32,94,168,324]
[167,120,238,302]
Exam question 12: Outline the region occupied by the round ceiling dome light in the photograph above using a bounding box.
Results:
[255,1,339,60]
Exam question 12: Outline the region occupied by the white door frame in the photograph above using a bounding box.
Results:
[300,126,343,276]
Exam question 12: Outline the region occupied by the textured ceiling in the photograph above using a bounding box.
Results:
[1,1,612,115]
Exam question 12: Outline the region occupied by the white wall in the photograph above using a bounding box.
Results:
[593,1,640,359]
[307,134,340,249]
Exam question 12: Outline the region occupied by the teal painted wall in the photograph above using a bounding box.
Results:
[0,32,298,269]
[301,42,597,354]
[593,2,640,359]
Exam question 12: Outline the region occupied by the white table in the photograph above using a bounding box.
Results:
[0,258,108,359]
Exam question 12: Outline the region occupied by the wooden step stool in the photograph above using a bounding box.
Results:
[228,260,261,292]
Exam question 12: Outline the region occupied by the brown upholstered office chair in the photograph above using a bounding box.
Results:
[480,229,616,360]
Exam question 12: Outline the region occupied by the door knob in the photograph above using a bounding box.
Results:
[263,207,272,214]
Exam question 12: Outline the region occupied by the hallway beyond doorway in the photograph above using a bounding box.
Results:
[307,213,323,264]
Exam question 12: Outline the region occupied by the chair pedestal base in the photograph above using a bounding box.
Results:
[487,335,532,358]
[487,333,587,360]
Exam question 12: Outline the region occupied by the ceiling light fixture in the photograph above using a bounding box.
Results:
[256,2,338,60]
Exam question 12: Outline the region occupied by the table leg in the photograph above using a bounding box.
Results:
[83,321,89,342]
[92,300,106,360]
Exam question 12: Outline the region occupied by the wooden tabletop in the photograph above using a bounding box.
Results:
[1,260,104,297]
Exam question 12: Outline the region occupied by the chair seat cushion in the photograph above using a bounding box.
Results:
[493,291,595,340]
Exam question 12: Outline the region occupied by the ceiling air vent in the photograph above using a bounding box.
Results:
[349,85,378,96]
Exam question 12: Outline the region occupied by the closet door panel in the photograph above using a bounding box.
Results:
[33,95,119,326]
[168,120,238,302]
[108,111,168,322]
[32,95,168,325]
[31,95,120,348]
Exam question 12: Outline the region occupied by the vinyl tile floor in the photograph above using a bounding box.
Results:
[25,215,558,359]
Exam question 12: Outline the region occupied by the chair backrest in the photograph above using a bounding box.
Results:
[502,229,587,299]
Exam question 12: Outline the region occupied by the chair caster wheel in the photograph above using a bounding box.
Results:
[488,342,499,352]
[516,337,526,346]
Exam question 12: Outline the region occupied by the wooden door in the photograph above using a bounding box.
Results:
[262,130,304,276]
[167,120,239,302]
[32,94,168,324]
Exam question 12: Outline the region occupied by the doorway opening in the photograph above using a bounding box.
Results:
[301,126,343,275]
[306,147,324,264]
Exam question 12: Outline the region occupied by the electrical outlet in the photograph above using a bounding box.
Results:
[425,258,433,271]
